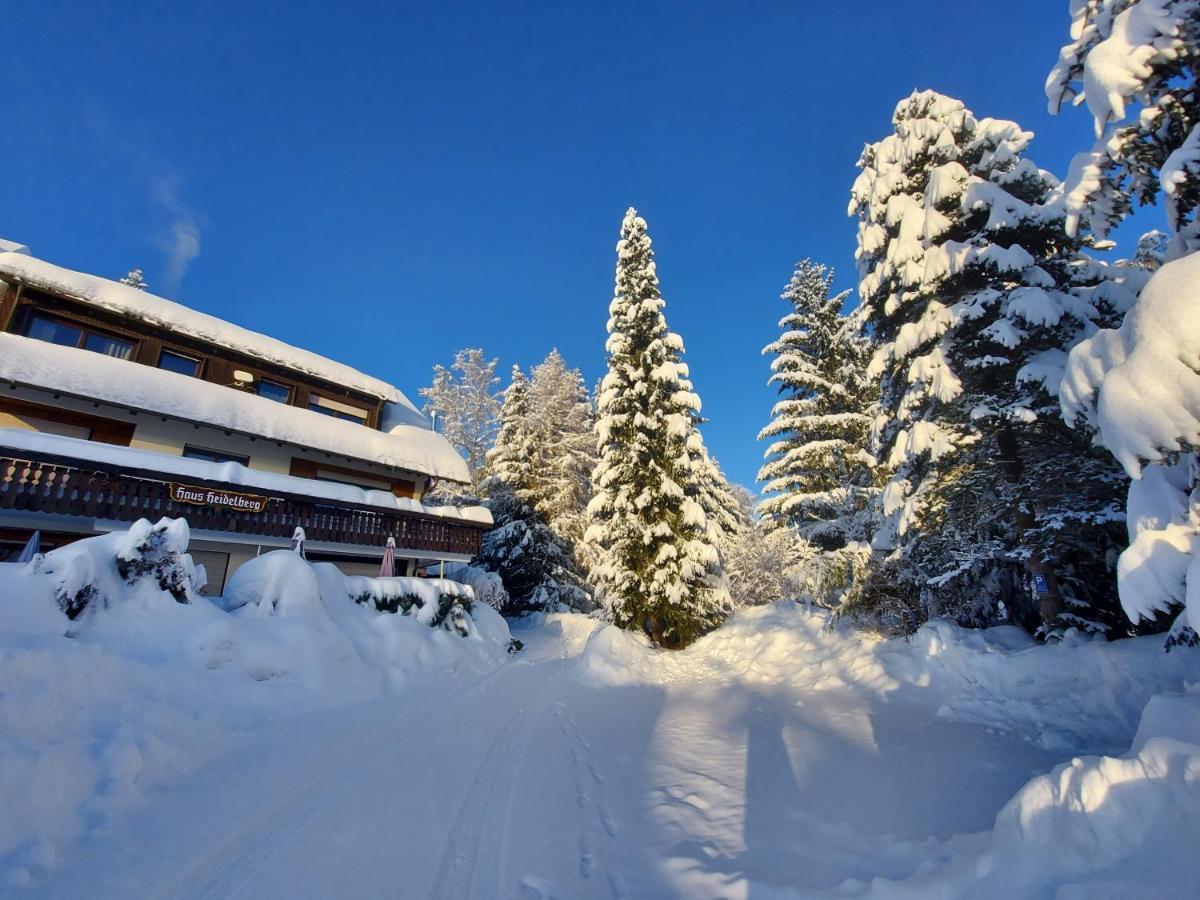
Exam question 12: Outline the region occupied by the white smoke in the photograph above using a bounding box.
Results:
[154,176,203,296]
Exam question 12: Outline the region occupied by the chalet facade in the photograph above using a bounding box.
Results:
[0,240,489,594]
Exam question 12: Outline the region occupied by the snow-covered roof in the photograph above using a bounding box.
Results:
[0,332,471,483]
[0,428,489,525]
[0,239,29,255]
[0,249,423,415]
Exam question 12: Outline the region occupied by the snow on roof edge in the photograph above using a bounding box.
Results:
[0,333,472,484]
[0,250,423,416]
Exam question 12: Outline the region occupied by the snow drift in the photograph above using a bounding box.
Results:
[0,520,509,885]
[578,603,1200,897]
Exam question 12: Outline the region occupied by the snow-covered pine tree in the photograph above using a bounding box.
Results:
[527,349,597,560]
[476,366,589,614]
[757,259,875,550]
[694,446,743,555]
[847,90,1135,636]
[119,268,148,290]
[586,208,729,648]
[1047,0,1200,255]
[420,348,501,497]
[488,366,536,495]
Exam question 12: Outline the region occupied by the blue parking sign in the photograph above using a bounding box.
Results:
[1033,574,1050,594]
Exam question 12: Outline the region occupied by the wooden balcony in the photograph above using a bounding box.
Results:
[0,445,485,558]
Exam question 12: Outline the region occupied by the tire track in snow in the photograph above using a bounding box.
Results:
[430,660,566,900]
[151,665,514,900]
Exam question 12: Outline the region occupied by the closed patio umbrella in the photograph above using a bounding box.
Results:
[290,526,307,559]
[16,530,40,563]
[380,537,396,578]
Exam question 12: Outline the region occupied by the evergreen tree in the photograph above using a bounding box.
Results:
[1047,0,1200,255]
[757,259,875,548]
[848,90,1134,636]
[476,366,588,613]
[586,208,729,648]
[420,348,501,496]
[527,350,597,559]
[119,268,148,290]
[488,367,536,494]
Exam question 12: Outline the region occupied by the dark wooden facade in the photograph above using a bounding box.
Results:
[0,444,484,558]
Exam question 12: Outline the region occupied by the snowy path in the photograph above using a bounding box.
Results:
[27,615,1085,899]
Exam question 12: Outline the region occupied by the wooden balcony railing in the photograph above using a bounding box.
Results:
[0,446,485,558]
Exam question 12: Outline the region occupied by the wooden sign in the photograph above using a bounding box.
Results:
[170,483,268,513]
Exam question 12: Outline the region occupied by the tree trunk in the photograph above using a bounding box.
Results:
[998,426,1064,632]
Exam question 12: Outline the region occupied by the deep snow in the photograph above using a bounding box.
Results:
[2,558,1196,899]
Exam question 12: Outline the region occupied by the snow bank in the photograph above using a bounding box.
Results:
[579,604,1195,752]
[0,428,491,525]
[0,332,470,483]
[0,521,509,884]
[0,250,421,410]
[868,685,1200,899]
[576,604,1199,897]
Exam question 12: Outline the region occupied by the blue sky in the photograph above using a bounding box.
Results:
[5,1,1159,489]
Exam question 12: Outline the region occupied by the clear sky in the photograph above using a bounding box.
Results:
[5,1,1159,490]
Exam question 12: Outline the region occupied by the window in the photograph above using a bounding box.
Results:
[314,467,392,491]
[23,313,134,359]
[82,331,134,360]
[256,379,292,404]
[158,349,202,377]
[182,445,250,466]
[308,395,369,423]
[25,314,82,347]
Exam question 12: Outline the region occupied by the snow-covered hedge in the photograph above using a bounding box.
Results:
[0,519,510,883]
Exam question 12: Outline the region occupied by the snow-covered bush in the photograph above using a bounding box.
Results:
[27,518,202,620]
[0,521,510,883]
[443,563,510,612]
[346,574,476,637]
[223,548,323,618]
[226,550,481,638]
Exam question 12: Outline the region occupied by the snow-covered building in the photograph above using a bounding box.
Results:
[0,242,489,593]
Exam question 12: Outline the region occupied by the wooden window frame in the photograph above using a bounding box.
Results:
[157,348,205,378]
[255,377,293,404]
[307,392,371,423]
[22,311,138,359]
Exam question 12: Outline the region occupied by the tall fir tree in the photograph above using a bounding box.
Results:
[477,366,588,613]
[757,259,876,549]
[527,349,597,562]
[586,208,729,648]
[847,90,1135,636]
